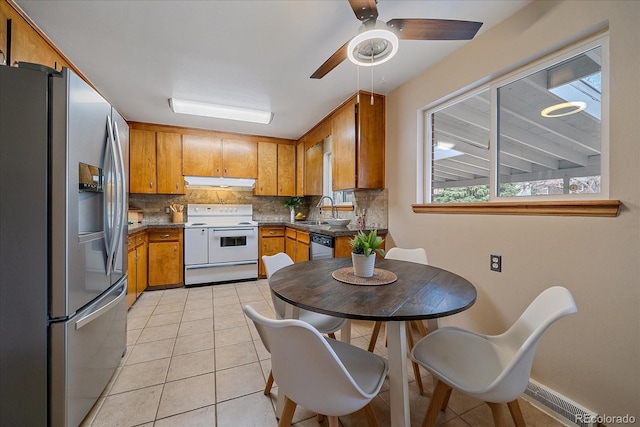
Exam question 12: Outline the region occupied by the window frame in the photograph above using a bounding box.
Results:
[415,33,618,216]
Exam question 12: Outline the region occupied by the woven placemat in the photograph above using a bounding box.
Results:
[331,267,398,286]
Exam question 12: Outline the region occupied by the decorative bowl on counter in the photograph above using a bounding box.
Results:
[294,215,307,221]
[326,218,351,226]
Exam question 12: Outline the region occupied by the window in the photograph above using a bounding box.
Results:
[423,35,607,205]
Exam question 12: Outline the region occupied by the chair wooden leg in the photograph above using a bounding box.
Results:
[441,387,453,411]
[406,322,425,394]
[362,402,379,427]
[487,402,508,427]
[507,399,526,427]
[367,321,382,352]
[328,332,336,339]
[327,415,340,427]
[421,379,452,427]
[278,396,297,427]
[413,320,428,337]
[264,370,274,395]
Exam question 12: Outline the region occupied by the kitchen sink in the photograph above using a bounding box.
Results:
[295,220,328,225]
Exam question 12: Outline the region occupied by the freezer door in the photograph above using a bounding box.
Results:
[50,280,127,427]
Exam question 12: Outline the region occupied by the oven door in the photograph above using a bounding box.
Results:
[208,227,258,264]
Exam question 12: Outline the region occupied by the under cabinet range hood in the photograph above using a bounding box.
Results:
[184,176,256,188]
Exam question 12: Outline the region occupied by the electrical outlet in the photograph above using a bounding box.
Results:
[490,254,502,272]
[165,207,170,214]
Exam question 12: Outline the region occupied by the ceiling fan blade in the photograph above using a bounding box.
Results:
[386,19,483,40]
[310,41,349,79]
[348,0,378,22]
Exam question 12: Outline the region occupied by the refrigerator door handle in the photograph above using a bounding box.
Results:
[105,115,118,275]
[75,282,126,330]
[102,117,114,275]
[110,119,127,269]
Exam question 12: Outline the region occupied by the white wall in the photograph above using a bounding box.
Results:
[386,0,639,420]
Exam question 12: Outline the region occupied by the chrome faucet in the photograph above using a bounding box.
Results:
[316,196,336,218]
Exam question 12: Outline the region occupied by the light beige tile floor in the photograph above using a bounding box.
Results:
[80,279,567,427]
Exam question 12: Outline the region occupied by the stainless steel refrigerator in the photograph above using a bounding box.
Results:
[0,63,129,426]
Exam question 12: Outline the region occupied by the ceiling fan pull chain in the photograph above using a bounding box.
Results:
[371,52,374,105]
[357,64,360,103]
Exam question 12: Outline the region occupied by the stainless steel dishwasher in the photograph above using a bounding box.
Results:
[310,233,334,259]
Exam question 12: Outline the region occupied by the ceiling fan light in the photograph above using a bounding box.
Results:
[347,28,399,67]
[540,101,587,118]
[169,98,273,124]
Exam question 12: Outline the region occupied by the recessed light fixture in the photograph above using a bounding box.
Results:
[347,27,399,67]
[169,98,273,124]
[540,101,587,118]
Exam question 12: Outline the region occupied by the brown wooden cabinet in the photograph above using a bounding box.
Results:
[256,142,295,196]
[331,93,385,191]
[335,233,386,258]
[130,129,184,194]
[304,141,323,196]
[258,226,285,277]
[285,227,310,263]
[148,228,183,287]
[0,2,71,70]
[183,135,257,179]
[127,231,148,308]
[296,139,305,196]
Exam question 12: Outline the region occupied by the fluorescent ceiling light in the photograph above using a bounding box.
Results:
[169,98,273,124]
[347,28,399,67]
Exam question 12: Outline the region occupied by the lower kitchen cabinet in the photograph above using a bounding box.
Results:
[334,233,386,258]
[127,231,148,308]
[148,228,183,287]
[258,225,285,277]
[285,227,310,263]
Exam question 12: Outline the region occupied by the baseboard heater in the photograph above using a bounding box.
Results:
[524,379,597,427]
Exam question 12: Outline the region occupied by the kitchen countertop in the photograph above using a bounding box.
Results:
[258,221,388,237]
[128,221,387,238]
[128,222,185,234]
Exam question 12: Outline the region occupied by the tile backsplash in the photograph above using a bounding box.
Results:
[129,188,388,229]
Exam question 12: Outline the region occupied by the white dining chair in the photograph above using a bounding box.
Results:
[261,253,347,394]
[410,286,578,427]
[368,247,429,394]
[244,304,388,427]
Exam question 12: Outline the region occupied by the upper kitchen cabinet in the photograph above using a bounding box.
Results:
[332,92,385,191]
[303,119,331,196]
[183,135,257,179]
[0,2,71,70]
[305,140,323,196]
[296,138,305,196]
[256,142,295,196]
[129,128,185,194]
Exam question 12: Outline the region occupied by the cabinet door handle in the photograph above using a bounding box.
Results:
[224,168,228,175]
[269,231,275,235]
[160,234,170,238]
[149,182,153,188]
[175,183,179,189]
[174,246,177,254]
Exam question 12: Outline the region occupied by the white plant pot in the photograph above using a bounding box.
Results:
[290,207,295,223]
[352,253,376,278]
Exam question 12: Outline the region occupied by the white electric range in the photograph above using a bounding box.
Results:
[184,204,258,286]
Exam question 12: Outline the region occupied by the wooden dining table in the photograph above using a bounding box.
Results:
[269,257,477,427]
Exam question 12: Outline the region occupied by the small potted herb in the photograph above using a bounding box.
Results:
[349,230,385,277]
[283,196,302,223]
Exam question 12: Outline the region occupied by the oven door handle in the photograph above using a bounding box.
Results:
[211,228,256,237]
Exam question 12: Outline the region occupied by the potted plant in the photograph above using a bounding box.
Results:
[350,230,385,277]
[283,196,302,223]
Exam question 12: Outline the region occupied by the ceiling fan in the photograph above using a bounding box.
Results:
[310,0,483,79]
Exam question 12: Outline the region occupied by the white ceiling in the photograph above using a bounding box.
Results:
[15,0,530,140]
